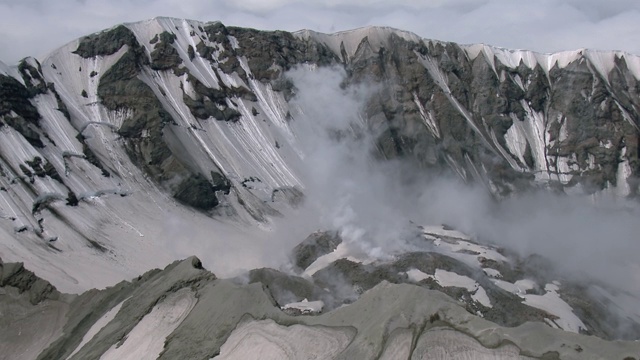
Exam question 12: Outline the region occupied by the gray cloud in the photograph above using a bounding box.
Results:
[2,0,640,63]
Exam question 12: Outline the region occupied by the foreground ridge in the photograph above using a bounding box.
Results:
[1,256,637,359]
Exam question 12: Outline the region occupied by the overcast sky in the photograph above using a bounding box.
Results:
[1,0,640,63]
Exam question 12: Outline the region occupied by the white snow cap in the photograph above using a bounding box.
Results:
[282,299,324,314]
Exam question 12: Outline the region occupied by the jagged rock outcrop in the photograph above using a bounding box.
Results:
[1,256,638,360]
[0,257,59,305]
[291,230,342,270]
[323,31,640,196]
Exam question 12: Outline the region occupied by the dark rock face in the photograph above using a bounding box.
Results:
[248,268,325,307]
[182,74,242,122]
[223,27,338,81]
[73,25,139,58]
[76,134,110,177]
[173,174,219,210]
[24,157,62,182]
[98,50,166,139]
[17,61,48,97]
[349,37,526,193]
[0,259,59,305]
[3,115,44,148]
[150,31,182,71]
[210,171,231,194]
[97,47,181,181]
[0,75,44,147]
[292,230,342,270]
[271,186,304,206]
[91,36,211,207]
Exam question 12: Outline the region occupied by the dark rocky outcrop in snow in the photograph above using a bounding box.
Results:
[0,257,59,305]
[292,230,342,270]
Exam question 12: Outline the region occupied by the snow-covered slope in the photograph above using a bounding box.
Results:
[0,18,318,292]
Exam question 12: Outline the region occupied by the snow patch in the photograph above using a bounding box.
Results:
[434,269,491,308]
[585,51,616,83]
[425,231,509,268]
[406,268,431,282]
[518,101,552,180]
[413,92,439,138]
[522,283,586,333]
[482,268,501,278]
[617,147,632,197]
[493,278,585,333]
[227,35,240,49]
[504,120,528,168]
[492,278,536,296]
[67,297,130,359]
[100,289,196,360]
[303,243,371,277]
[416,269,492,308]
[282,298,324,314]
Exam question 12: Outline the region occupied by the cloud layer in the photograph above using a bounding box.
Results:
[2,0,640,63]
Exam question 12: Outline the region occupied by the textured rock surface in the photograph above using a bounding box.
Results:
[291,230,342,270]
[0,257,637,360]
[0,258,60,305]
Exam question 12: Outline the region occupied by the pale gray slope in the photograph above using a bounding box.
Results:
[1,17,640,298]
[0,257,634,360]
[0,287,69,360]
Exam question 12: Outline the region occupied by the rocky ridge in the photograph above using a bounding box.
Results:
[1,254,639,360]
